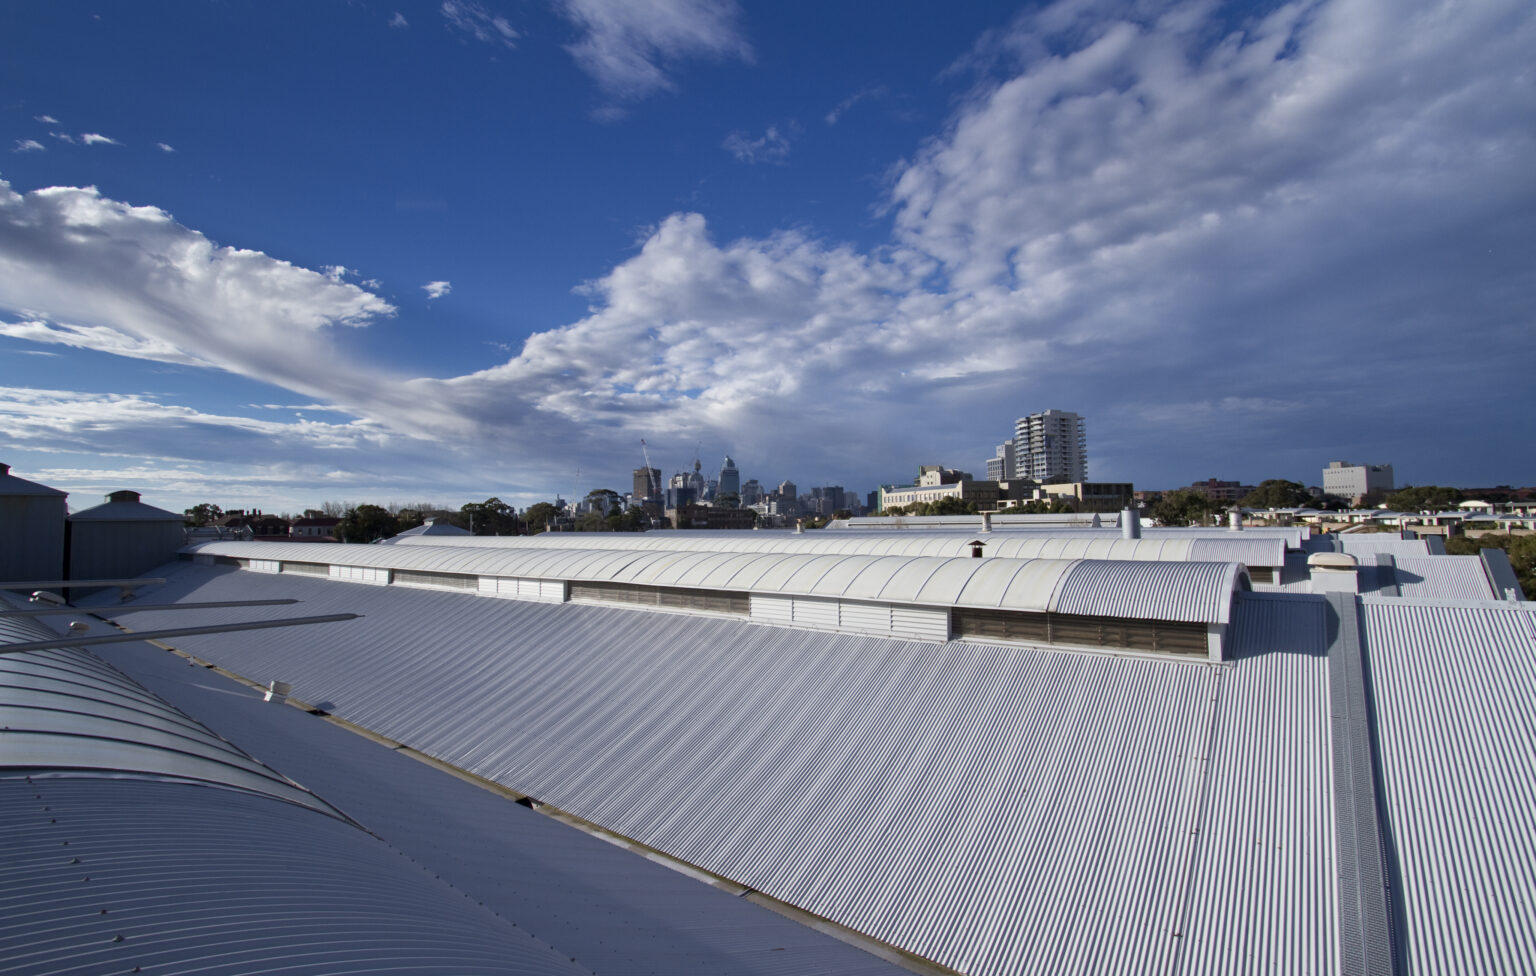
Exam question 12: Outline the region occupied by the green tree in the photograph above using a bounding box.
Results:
[1149,489,1216,527]
[1444,532,1536,597]
[716,492,740,509]
[1386,485,1464,512]
[1240,480,1313,509]
[522,501,562,535]
[183,502,224,527]
[338,504,399,542]
[460,497,519,535]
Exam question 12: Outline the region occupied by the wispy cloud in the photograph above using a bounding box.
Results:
[34,115,59,124]
[824,86,887,125]
[556,0,752,100]
[722,124,792,164]
[390,11,409,29]
[157,142,175,153]
[50,132,74,144]
[422,280,452,300]
[80,133,120,146]
[441,0,517,48]
[12,139,45,153]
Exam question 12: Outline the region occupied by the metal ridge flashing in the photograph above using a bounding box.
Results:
[1324,592,1400,976]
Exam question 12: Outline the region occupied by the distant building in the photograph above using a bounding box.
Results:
[718,457,740,498]
[1038,482,1135,513]
[290,516,341,539]
[633,467,661,500]
[1323,461,1394,504]
[986,442,1016,482]
[740,479,764,507]
[1014,410,1086,483]
[1188,478,1256,504]
[671,502,757,530]
[880,477,1000,512]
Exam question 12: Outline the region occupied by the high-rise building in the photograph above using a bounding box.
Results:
[986,442,1016,482]
[1013,410,1086,483]
[740,479,764,507]
[633,467,661,500]
[718,457,740,498]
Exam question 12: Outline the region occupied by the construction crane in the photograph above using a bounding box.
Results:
[640,439,658,498]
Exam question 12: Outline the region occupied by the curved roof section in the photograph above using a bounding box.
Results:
[1,612,343,819]
[187,540,1246,624]
[381,527,1287,567]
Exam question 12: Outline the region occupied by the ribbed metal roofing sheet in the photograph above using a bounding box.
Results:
[1389,555,1497,601]
[382,528,1288,567]
[1333,536,1433,558]
[1053,560,1247,624]
[187,541,1241,624]
[1178,593,1337,975]
[99,562,1228,976]
[0,778,592,976]
[1358,599,1536,974]
[0,613,340,820]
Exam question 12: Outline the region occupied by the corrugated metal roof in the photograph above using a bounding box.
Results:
[1331,536,1433,558]
[384,528,1289,567]
[1177,593,1337,975]
[1389,555,1497,601]
[97,562,1229,976]
[0,778,594,976]
[1357,600,1536,974]
[187,540,1242,624]
[0,614,341,820]
[1053,560,1247,624]
[67,494,182,522]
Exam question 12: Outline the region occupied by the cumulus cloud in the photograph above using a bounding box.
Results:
[80,133,120,146]
[556,0,752,99]
[13,139,44,153]
[722,125,792,164]
[442,0,517,48]
[4,0,1532,492]
[422,280,452,299]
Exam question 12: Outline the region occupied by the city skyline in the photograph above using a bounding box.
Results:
[2,1,1533,514]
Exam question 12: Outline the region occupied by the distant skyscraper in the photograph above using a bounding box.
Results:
[633,467,661,500]
[1013,410,1086,483]
[740,479,764,507]
[719,457,740,498]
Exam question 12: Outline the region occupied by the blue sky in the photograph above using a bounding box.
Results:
[2,0,1532,515]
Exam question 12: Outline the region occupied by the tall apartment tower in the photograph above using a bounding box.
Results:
[718,457,740,498]
[1013,410,1086,483]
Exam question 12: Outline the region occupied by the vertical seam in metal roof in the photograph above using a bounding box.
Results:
[1324,593,1400,976]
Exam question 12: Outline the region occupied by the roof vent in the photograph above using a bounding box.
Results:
[1307,551,1359,594]
[263,680,292,704]
[1121,508,1141,540]
[107,490,141,503]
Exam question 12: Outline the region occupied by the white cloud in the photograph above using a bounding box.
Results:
[0,179,413,426]
[13,139,45,153]
[722,125,792,164]
[157,142,175,153]
[441,0,517,48]
[390,11,409,29]
[825,86,887,125]
[80,133,120,146]
[50,132,74,144]
[555,0,752,99]
[34,115,60,124]
[422,280,452,299]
